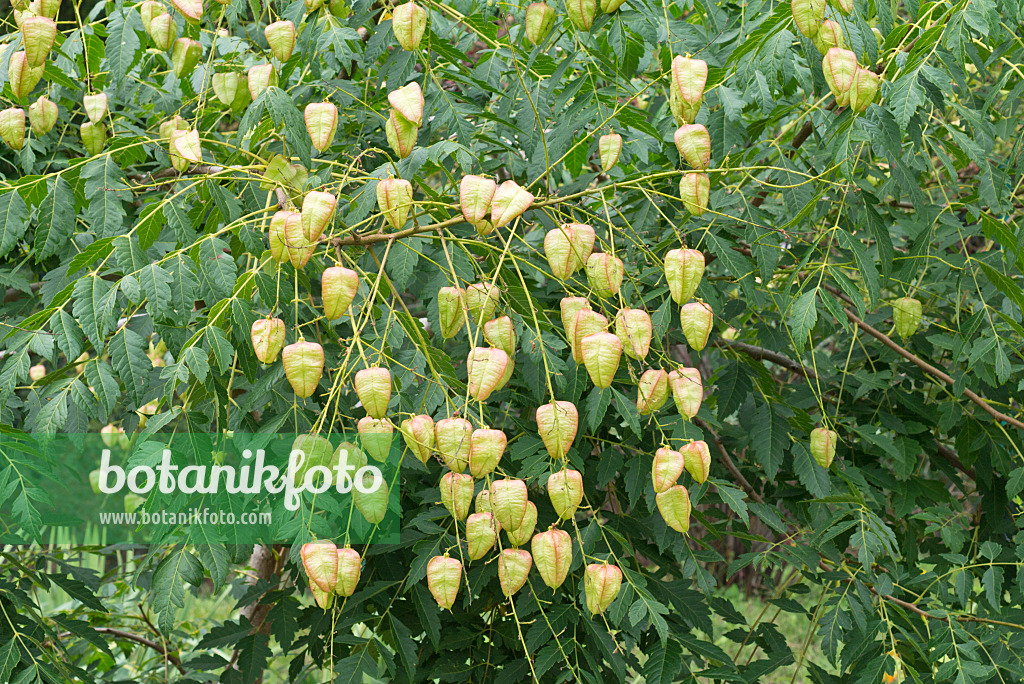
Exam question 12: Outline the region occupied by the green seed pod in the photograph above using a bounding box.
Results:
[682,440,711,483]
[490,180,534,228]
[147,12,177,51]
[81,121,107,156]
[505,500,537,547]
[791,0,825,38]
[810,427,837,468]
[385,109,418,158]
[21,16,57,67]
[310,582,333,610]
[669,85,702,126]
[304,102,338,152]
[580,331,621,389]
[172,38,202,79]
[547,469,583,519]
[469,428,506,478]
[834,0,853,14]
[427,555,462,609]
[467,347,511,401]
[652,447,684,493]
[585,253,624,298]
[466,512,498,560]
[636,369,669,415]
[333,441,367,477]
[435,416,473,473]
[524,2,556,44]
[9,52,44,100]
[823,47,858,107]
[664,248,705,304]
[301,190,336,241]
[459,175,497,229]
[250,317,286,364]
[264,20,296,62]
[282,339,325,398]
[545,226,578,280]
[584,563,622,615]
[170,0,202,24]
[565,0,597,31]
[284,207,316,268]
[159,115,188,142]
[673,124,711,170]
[437,286,466,339]
[140,1,162,31]
[531,527,572,589]
[358,417,393,462]
[849,67,880,113]
[614,308,652,359]
[247,63,278,99]
[892,297,922,338]
[321,265,359,320]
[168,129,188,172]
[267,210,298,263]
[335,547,362,597]
[571,309,608,363]
[679,302,713,351]
[290,433,335,486]
[569,224,597,267]
[28,95,56,136]
[671,56,707,108]
[388,81,424,127]
[354,367,392,419]
[400,414,435,464]
[490,478,528,531]
[483,316,516,356]
[301,540,339,593]
[812,19,845,54]
[475,489,493,514]
[376,177,413,231]
[306,0,325,10]
[599,133,622,171]
[83,92,107,124]
[679,172,711,216]
[668,367,702,418]
[172,128,202,167]
[560,297,591,339]
[466,282,500,325]
[353,474,388,523]
[440,471,475,521]
[536,400,578,459]
[0,108,26,151]
[497,548,533,597]
[392,1,427,51]
[601,0,626,12]
[656,484,691,533]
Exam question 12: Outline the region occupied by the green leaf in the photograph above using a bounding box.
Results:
[72,276,115,347]
[34,177,75,261]
[49,309,84,361]
[716,483,749,525]
[82,156,131,238]
[109,327,149,405]
[612,388,641,438]
[139,264,173,319]
[103,8,143,84]
[0,189,29,260]
[193,238,236,304]
[788,288,818,350]
[792,442,830,498]
[150,546,205,634]
[0,639,20,684]
[750,402,788,479]
[387,237,422,291]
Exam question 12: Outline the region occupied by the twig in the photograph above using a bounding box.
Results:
[53,627,186,674]
[693,417,766,505]
[715,338,818,383]
[884,595,1024,631]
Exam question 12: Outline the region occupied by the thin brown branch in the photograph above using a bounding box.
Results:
[884,595,1024,631]
[692,417,766,505]
[715,338,819,383]
[53,627,186,674]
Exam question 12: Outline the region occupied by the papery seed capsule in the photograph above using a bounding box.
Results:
[584,563,622,615]
[358,417,393,462]
[140,1,162,31]
[490,180,534,228]
[536,401,578,459]
[321,266,359,320]
[28,95,57,136]
[159,116,188,144]
[560,297,591,339]
[791,0,825,38]
[601,0,626,11]
[585,253,624,298]
[506,500,537,546]
[388,81,424,127]
[427,555,462,609]
[679,172,711,217]
[476,489,493,514]
[353,474,388,523]
[376,177,413,231]
[101,424,122,448]
[392,1,427,50]
[682,440,711,483]
[652,447,684,493]
[810,427,837,468]
[168,129,189,172]
[301,540,339,592]
[547,469,583,519]
[614,309,652,359]
[291,434,335,486]
[435,416,473,472]
[490,478,528,531]
[306,0,325,9]
[671,56,707,107]
[812,19,845,53]
[466,512,498,560]
[440,472,474,521]
[466,282,500,324]
[469,428,506,478]
[304,102,338,152]
[673,124,711,170]
[0,108,26,151]
[498,548,533,596]
[437,286,466,339]
[580,332,621,389]
[282,339,325,398]
[823,48,858,107]
[83,92,107,124]
[9,52,43,100]
[459,175,497,228]
[656,484,691,533]
[571,309,608,363]
[570,224,596,267]
[636,369,670,415]
[835,0,853,13]
[283,210,316,268]
[668,367,702,418]
[892,296,922,338]
[147,12,177,51]
[335,547,362,597]
[679,301,713,351]
[354,367,392,419]
[385,109,417,158]
[849,67,880,113]
[599,133,622,171]
[170,0,202,23]
[310,582,333,609]
[400,414,435,463]
[545,225,578,280]
[467,347,511,401]
[248,63,278,99]
[38,0,61,19]
[531,528,571,589]
[483,316,516,356]
[264,20,296,61]
[171,38,202,78]
[29,364,45,382]
[302,191,336,242]
[173,129,202,165]
[81,121,107,156]
[268,210,299,263]
[565,0,597,30]
[524,2,556,44]
[664,248,705,304]
[21,16,56,68]
[251,317,286,364]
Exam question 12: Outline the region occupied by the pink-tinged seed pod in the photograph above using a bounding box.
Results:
[466,512,498,560]
[466,282,500,324]
[668,367,703,418]
[599,133,622,172]
[584,563,622,616]
[310,582,333,609]
[459,175,497,228]
[301,540,339,593]
[377,177,413,231]
[671,56,708,106]
[335,547,362,597]
[435,416,473,472]
[565,0,597,30]
[268,210,299,263]
[0,108,26,151]
[490,478,528,531]
[679,301,713,351]
[100,423,122,448]
[321,266,359,320]
[283,211,316,268]
[532,527,572,589]
[159,115,188,142]
[823,48,858,107]
[614,309,652,359]
[282,339,325,398]
[483,316,516,356]
[83,92,107,124]
[171,38,202,79]
[147,12,177,51]
[498,548,533,596]
[673,124,711,170]
[388,81,424,127]
[849,67,880,114]
[544,226,578,280]
[560,297,591,339]
[248,63,278,99]
[9,52,44,100]
[353,475,388,523]
[354,367,392,419]
[570,224,597,266]
[168,129,189,172]
[892,297,922,338]
[385,107,418,158]
[301,190,336,242]
[170,0,202,23]
[476,489,493,514]
[585,253,624,298]
[810,427,837,468]
[580,332,621,389]
[682,440,711,483]
[536,401,578,459]
[813,19,845,54]
[571,309,608,363]
[250,317,286,364]
[437,286,466,339]
[656,484,691,533]
[469,428,506,478]
[400,414,435,463]
[173,129,202,166]
[426,555,462,609]
[29,364,45,382]
[81,122,107,156]
[791,0,825,38]
[525,2,556,44]
[679,172,711,217]
[28,95,57,136]
[21,16,56,68]
[264,20,296,62]
[547,469,583,519]
[505,501,537,547]
[140,1,162,31]
[636,369,670,415]
[440,472,475,521]
[358,417,393,462]
[652,447,685,493]
[304,102,338,152]
[467,347,511,401]
[490,180,534,228]
[664,248,705,304]
[392,1,427,50]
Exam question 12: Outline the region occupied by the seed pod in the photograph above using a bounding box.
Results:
[565,0,597,30]
[466,512,498,560]
[892,296,922,338]
[388,81,424,127]
[531,528,571,589]
[475,489,493,514]
[334,441,369,477]
[459,175,497,228]
[140,1,162,31]
[599,133,622,171]
[400,414,435,463]
[173,129,202,165]
[172,38,202,78]
[248,63,278,99]
[482,317,516,357]
[652,447,684,493]
[585,253,624,298]
[823,48,858,107]
[601,0,626,11]
[158,116,188,142]
[812,19,845,53]
[671,56,707,107]
[569,224,597,267]
[251,317,286,364]
[466,282,500,325]
[849,67,880,113]
[29,364,45,382]
[100,424,122,448]
[571,309,608,363]
[679,301,713,351]
[679,172,711,217]
[545,226,578,280]
[426,555,462,609]
[282,339,325,398]
[835,0,853,14]
[791,0,825,38]
[170,0,202,23]
[9,52,43,100]
[547,469,583,519]
[354,367,392,419]
[268,210,299,263]
[506,501,537,547]
[656,484,691,533]
[0,108,26,151]
[435,416,473,472]
[283,210,316,268]
[291,434,335,486]
[306,0,324,9]
[147,12,176,51]
[560,297,591,338]
[498,548,533,596]
[386,107,420,156]
[83,93,107,124]
[335,547,362,597]
[440,472,474,521]
[321,266,359,320]
[682,440,711,483]
[304,102,338,152]
[357,417,393,462]
[264,20,296,61]
[664,248,705,304]
[28,95,57,136]
[668,367,702,418]
[168,129,188,172]
[469,428,506,478]
[636,369,670,415]
[81,122,107,156]
[376,177,413,231]
[490,478,528,531]
[310,582,333,609]
[301,540,339,593]
[614,309,652,359]
[536,401,578,459]
[353,475,388,523]
[525,2,556,44]
[21,16,56,67]
[302,191,336,242]
[392,1,427,51]
[466,347,511,401]
[581,332,621,389]
[490,180,534,228]
[584,563,622,616]
[437,286,466,339]
[673,124,711,170]
[810,427,837,468]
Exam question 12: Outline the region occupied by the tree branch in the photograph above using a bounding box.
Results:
[715,338,819,383]
[693,417,766,505]
[54,627,186,674]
